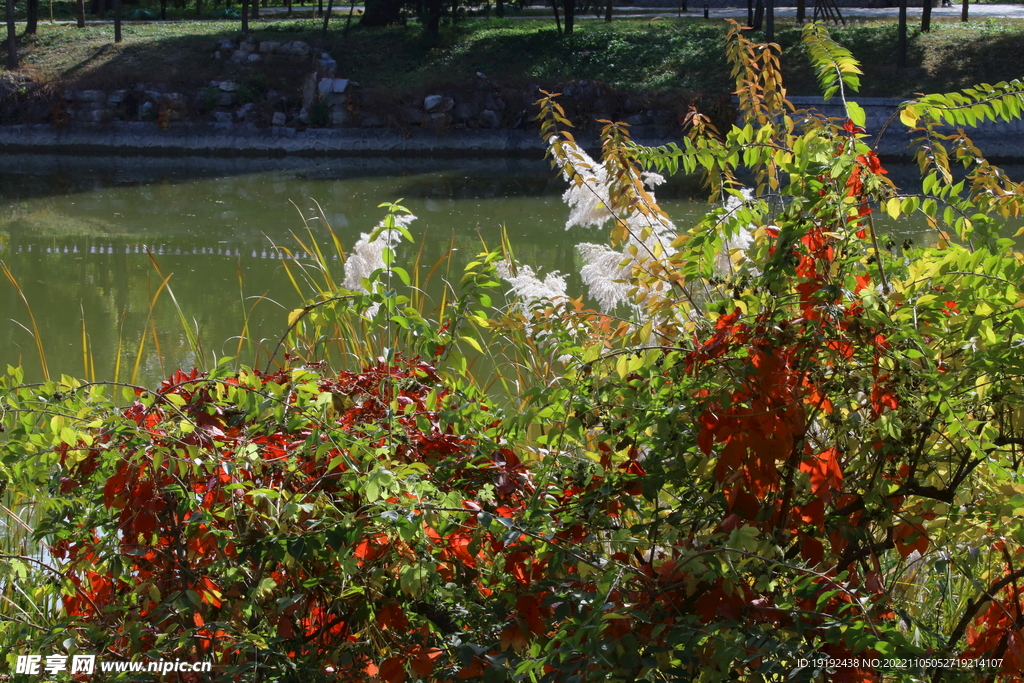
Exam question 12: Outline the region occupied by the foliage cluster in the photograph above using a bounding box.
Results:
[6,19,1024,683]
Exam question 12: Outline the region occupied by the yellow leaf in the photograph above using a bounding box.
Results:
[288,308,305,327]
[900,107,919,128]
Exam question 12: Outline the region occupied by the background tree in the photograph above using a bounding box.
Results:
[24,0,36,34]
[360,0,403,25]
[5,0,16,69]
[75,0,85,26]
[563,0,575,34]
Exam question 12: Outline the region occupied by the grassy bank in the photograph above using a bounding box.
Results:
[2,15,1024,107]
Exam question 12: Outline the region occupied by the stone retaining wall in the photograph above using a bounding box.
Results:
[2,98,1023,160]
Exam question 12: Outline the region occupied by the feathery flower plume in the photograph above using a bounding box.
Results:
[342,213,417,293]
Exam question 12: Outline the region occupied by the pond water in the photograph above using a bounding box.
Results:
[0,155,723,385]
[0,154,979,386]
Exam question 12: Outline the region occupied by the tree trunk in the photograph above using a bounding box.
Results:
[897,0,907,68]
[360,0,402,25]
[751,0,762,31]
[250,0,257,18]
[922,0,931,32]
[321,0,332,36]
[25,0,37,34]
[196,0,202,16]
[765,0,773,41]
[160,0,166,18]
[795,0,804,23]
[425,0,441,35]
[552,0,561,35]
[76,0,85,26]
[6,0,17,70]
[961,0,968,22]
[604,0,611,21]
[563,0,574,33]
[497,0,503,18]
[344,0,355,35]
[287,0,291,17]
[241,0,248,31]
[114,0,120,41]
[451,0,456,22]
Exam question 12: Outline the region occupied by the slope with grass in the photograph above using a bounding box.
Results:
[2,16,1024,131]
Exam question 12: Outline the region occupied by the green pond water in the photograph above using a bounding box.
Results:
[0,155,962,386]
[0,155,718,385]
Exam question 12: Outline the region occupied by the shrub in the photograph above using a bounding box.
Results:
[5,19,1024,683]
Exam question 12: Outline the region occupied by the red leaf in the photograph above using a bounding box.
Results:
[379,656,407,683]
[516,594,546,635]
[376,603,408,632]
[893,522,929,558]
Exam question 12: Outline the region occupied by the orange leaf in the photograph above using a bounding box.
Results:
[410,647,443,679]
[499,624,530,653]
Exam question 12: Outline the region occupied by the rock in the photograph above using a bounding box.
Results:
[318,78,349,95]
[483,93,506,112]
[453,102,478,121]
[213,51,223,60]
[330,106,351,126]
[73,101,107,111]
[239,40,257,53]
[161,93,186,110]
[259,41,281,54]
[143,90,163,104]
[73,109,105,123]
[650,110,674,125]
[138,101,155,120]
[302,73,318,111]
[272,111,287,126]
[236,103,256,120]
[218,39,237,51]
[297,107,309,123]
[317,56,337,78]
[218,81,240,92]
[400,107,430,126]
[429,112,451,128]
[480,108,500,128]
[230,50,250,64]
[78,90,107,103]
[624,113,652,126]
[360,114,385,128]
[216,91,236,107]
[107,90,127,105]
[424,94,454,113]
[280,41,311,57]
[322,93,347,107]
[213,111,233,123]
[247,53,262,64]
[62,89,78,101]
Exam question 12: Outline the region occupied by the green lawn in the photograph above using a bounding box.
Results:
[3,14,1024,107]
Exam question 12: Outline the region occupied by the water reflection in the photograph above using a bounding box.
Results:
[3,154,1004,386]
[2,155,690,385]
